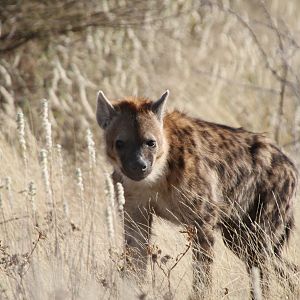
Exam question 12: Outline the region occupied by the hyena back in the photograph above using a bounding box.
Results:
[96,90,298,299]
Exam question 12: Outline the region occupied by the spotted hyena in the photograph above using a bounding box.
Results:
[96,90,298,299]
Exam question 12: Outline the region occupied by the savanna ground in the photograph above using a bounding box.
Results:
[0,0,300,299]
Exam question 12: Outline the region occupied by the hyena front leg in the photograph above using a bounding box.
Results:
[124,204,153,275]
[191,221,215,300]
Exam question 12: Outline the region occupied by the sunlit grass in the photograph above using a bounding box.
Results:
[0,0,300,299]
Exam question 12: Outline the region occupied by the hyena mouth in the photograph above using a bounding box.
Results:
[121,167,151,181]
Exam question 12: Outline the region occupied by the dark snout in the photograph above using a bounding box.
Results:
[124,156,152,181]
[131,157,147,172]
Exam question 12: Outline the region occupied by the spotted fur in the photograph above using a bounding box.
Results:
[96,91,298,299]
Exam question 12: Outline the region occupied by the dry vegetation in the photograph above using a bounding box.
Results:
[0,0,300,299]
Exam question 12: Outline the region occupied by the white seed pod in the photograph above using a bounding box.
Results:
[76,168,84,195]
[86,128,96,170]
[106,205,115,242]
[105,173,115,211]
[39,149,52,203]
[16,111,27,167]
[41,99,52,152]
[116,182,125,213]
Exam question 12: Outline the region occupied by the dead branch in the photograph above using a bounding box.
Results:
[0,1,193,53]
[201,0,300,145]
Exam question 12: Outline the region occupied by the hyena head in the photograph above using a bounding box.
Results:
[96,90,169,182]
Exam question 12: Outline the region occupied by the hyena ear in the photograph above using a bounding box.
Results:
[151,90,169,122]
[96,91,116,129]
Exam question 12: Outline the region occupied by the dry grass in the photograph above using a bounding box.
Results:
[0,121,299,299]
[0,0,300,299]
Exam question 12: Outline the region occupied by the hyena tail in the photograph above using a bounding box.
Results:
[273,216,299,291]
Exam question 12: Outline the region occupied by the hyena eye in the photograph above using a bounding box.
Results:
[146,140,156,148]
[115,140,125,149]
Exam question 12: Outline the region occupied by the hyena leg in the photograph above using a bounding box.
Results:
[273,217,299,293]
[246,260,270,300]
[191,223,215,299]
[124,206,153,275]
[244,237,271,299]
[221,222,269,300]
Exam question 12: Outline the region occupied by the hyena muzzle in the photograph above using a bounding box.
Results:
[96,90,298,299]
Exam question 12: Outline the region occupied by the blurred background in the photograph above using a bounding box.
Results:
[1,0,300,161]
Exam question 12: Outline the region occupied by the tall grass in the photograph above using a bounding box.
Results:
[0,77,299,300]
[0,0,299,299]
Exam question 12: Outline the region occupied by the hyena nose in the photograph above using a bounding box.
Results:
[133,158,147,173]
[141,163,147,172]
[139,160,147,172]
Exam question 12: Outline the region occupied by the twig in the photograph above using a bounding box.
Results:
[0,215,29,226]
[26,229,44,261]
[169,242,192,273]
[200,1,295,89]
[202,0,299,144]
[259,0,289,144]
[194,68,279,95]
